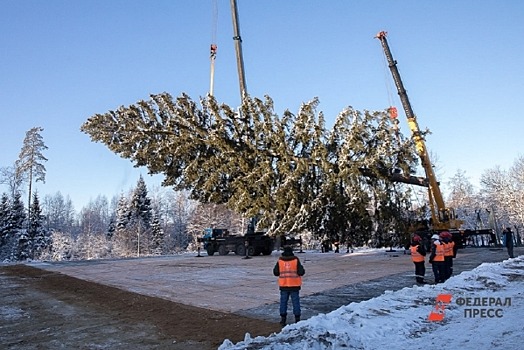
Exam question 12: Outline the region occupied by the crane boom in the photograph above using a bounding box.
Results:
[375,31,462,231]
[230,0,247,100]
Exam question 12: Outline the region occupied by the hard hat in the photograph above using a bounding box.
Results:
[412,235,422,242]
[431,234,440,240]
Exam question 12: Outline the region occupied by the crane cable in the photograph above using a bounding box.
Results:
[209,0,219,96]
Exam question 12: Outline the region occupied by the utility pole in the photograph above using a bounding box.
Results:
[230,0,248,100]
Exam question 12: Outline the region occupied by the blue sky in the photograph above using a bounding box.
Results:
[1,0,523,210]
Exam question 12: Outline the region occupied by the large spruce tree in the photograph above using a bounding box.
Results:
[81,93,417,244]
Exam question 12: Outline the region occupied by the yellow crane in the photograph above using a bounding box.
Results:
[375,31,463,232]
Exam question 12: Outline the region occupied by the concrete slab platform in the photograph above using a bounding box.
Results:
[29,246,522,322]
[31,250,411,312]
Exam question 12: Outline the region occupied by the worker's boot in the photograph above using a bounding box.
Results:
[279,315,286,327]
[295,315,301,323]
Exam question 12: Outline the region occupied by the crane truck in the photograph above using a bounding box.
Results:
[374,31,499,250]
[375,31,463,234]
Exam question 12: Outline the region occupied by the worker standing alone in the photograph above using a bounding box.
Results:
[409,234,426,284]
[273,246,305,326]
[502,227,515,258]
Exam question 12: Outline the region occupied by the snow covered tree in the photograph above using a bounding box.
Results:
[40,231,73,261]
[129,176,152,229]
[481,156,524,246]
[4,192,27,261]
[115,194,130,231]
[16,228,31,260]
[109,179,154,257]
[78,195,111,237]
[74,230,110,260]
[15,127,48,224]
[112,194,133,256]
[0,193,9,246]
[42,192,76,234]
[481,166,511,226]
[128,176,153,255]
[28,192,48,259]
[506,156,524,230]
[149,186,196,253]
[446,169,480,229]
[81,93,417,245]
[9,192,26,232]
[150,212,164,255]
[107,218,116,240]
[0,165,24,198]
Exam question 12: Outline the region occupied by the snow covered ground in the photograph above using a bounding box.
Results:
[219,255,524,350]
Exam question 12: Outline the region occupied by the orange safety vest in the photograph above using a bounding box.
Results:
[433,242,445,262]
[444,241,455,257]
[278,259,302,288]
[410,246,425,262]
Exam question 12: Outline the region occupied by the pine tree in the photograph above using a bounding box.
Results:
[15,127,48,225]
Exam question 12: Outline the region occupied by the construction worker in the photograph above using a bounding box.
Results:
[429,234,446,283]
[409,234,426,284]
[440,231,455,280]
[273,246,305,326]
[502,227,515,258]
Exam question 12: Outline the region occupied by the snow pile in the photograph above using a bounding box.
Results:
[220,256,524,350]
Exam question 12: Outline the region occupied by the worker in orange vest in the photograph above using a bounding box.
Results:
[273,246,305,326]
[440,231,455,280]
[429,234,446,283]
[409,234,427,284]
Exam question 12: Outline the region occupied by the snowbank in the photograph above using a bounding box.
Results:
[220,256,524,350]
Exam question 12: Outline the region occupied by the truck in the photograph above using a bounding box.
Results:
[198,218,303,256]
[375,31,493,248]
[198,228,275,256]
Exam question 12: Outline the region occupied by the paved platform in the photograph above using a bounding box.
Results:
[30,246,522,323]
